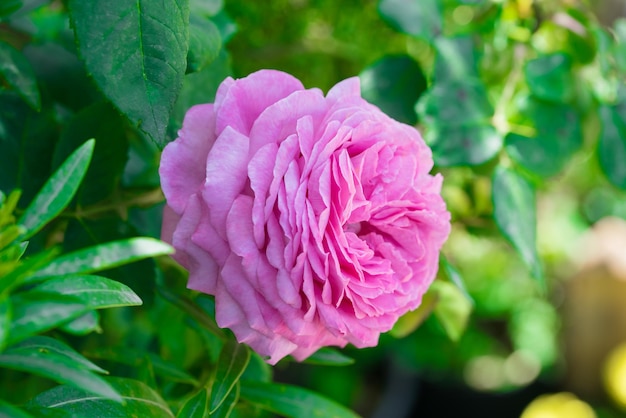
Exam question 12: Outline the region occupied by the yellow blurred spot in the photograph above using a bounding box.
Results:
[452,5,474,26]
[520,393,596,418]
[604,343,626,409]
[517,0,533,19]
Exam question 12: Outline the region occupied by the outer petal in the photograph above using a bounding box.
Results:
[160,104,216,214]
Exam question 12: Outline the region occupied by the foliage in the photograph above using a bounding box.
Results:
[1,0,626,417]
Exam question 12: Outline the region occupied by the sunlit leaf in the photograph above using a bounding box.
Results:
[28,377,173,417]
[70,0,190,145]
[240,381,361,418]
[18,139,94,240]
[431,281,473,342]
[29,238,173,281]
[8,291,88,345]
[389,290,438,339]
[492,166,543,286]
[0,41,40,110]
[34,275,142,309]
[209,339,250,413]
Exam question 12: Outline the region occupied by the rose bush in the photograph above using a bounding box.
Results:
[160,70,450,364]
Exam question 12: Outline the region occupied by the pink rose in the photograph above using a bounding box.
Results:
[160,70,450,364]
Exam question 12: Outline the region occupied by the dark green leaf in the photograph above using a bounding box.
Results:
[18,139,94,240]
[28,377,173,417]
[240,381,361,418]
[525,53,574,103]
[30,237,173,280]
[378,0,441,40]
[0,399,33,418]
[418,79,493,126]
[209,382,238,418]
[0,351,119,402]
[427,123,502,166]
[492,166,543,286]
[70,0,190,145]
[7,336,107,374]
[598,105,626,190]
[0,41,40,110]
[433,36,480,81]
[34,275,142,309]
[8,291,88,345]
[190,0,223,17]
[177,387,209,418]
[0,0,22,18]
[52,102,129,205]
[389,290,438,338]
[359,54,426,125]
[209,339,250,413]
[506,97,582,178]
[187,15,222,73]
[301,348,355,366]
[0,294,11,352]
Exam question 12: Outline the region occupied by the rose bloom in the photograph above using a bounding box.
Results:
[160,70,450,364]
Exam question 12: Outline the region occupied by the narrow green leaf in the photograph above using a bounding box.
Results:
[378,0,441,41]
[34,275,142,309]
[70,0,190,145]
[492,166,543,286]
[29,237,173,280]
[8,291,88,345]
[18,139,95,240]
[29,377,174,417]
[0,225,23,251]
[0,294,11,352]
[187,15,222,73]
[0,352,120,402]
[359,54,426,125]
[301,348,355,366]
[209,382,238,418]
[240,381,361,418]
[0,399,33,418]
[598,105,626,190]
[0,189,21,229]
[177,387,209,418]
[431,281,473,342]
[209,339,250,413]
[0,247,59,294]
[7,336,108,374]
[0,41,40,110]
[59,311,101,335]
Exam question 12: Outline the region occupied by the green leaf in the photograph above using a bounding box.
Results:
[427,123,502,167]
[34,275,142,309]
[359,54,426,125]
[7,336,108,374]
[0,350,120,402]
[433,36,480,81]
[378,0,441,41]
[59,311,101,335]
[29,237,173,280]
[69,0,190,145]
[598,105,626,190]
[0,0,22,19]
[389,290,438,339]
[492,166,543,286]
[431,281,473,342]
[0,225,23,251]
[525,53,574,103]
[301,348,355,366]
[177,387,209,418]
[28,377,173,417]
[506,97,582,178]
[0,247,59,294]
[17,139,94,240]
[209,339,250,413]
[52,102,129,205]
[0,41,40,110]
[0,399,33,418]
[187,15,222,73]
[441,256,473,304]
[209,382,238,418]
[8,291,88,345]
[240,381,361,418]
[418,79,493,126]
[0,294,11,352]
